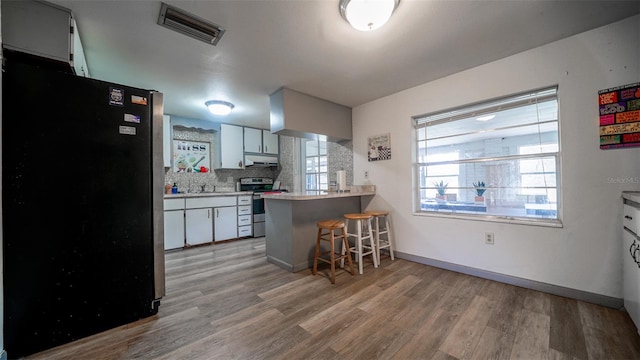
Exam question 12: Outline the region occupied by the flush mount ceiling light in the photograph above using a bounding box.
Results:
[339,0,400,31]
[205,100,234,116]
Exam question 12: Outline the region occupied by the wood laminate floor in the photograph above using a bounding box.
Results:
[26,237,640,360]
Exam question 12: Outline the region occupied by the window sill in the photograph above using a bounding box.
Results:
[412,210,563,228]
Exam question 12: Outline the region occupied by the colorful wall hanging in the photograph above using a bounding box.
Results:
[599,82,640,149]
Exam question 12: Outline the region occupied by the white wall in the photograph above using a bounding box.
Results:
[353,15,640,299]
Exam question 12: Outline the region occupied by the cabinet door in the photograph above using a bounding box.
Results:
[185,208,213,245]
[623,230,640,329]
[244,127,262,153]
[219,124,244,169]
[262,130,279,155]
[214,206,238,241]
[164,210,184,250]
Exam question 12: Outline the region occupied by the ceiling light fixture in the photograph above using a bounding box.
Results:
[339,0,400,31]
[476,114,495,121]
[205,100,234,116]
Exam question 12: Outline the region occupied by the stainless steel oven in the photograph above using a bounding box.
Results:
[239,177,274,237]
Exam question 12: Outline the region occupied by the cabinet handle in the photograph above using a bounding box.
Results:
[216,209,219,218]
[265,145,268,152]
[625,215,633,220]
[208,209,211,219]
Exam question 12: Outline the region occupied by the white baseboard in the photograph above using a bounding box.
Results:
[395,251,624,310]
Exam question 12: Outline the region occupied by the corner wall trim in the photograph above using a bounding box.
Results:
[395,251,624,310]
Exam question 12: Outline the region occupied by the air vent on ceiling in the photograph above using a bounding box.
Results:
[157,2,225,46]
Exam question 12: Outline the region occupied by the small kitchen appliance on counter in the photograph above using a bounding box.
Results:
[239,177,286,237]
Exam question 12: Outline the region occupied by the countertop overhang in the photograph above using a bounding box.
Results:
[261,190,375,201]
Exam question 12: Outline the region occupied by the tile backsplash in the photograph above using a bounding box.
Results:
[164,126,277,193]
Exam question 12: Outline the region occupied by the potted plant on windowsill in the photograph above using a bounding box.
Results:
[434,181,448,202]
[473,181,486,204]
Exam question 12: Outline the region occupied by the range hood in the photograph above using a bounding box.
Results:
[245,155,278,167]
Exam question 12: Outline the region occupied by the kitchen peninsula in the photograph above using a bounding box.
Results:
[262,186,375,272]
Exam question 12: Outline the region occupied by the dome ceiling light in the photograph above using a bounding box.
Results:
[339,0,400,31]
[205,100,235,116]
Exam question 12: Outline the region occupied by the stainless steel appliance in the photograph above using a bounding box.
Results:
[2,55,165,357]
[239,177,285,237]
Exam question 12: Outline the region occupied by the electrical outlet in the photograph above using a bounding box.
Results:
[485,232,494,245]
[364,171,369,179]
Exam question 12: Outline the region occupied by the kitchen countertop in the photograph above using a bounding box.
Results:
[261,185,376,200]
[164,191,252,199]
[623,191,640,203]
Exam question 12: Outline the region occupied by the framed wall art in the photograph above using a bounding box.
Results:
[599,82,640,149]
[368,133,391,161]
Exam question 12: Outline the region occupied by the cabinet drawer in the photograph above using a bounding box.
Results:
[238,196,252,205]
[164,198,185,210]
[624,204,640,234]
[238,225,252,237]
[238,205,251,215]
[238,214,252,226]
[186,196,236,209]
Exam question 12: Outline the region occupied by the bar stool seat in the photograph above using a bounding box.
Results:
[312,219,355,284]
[342,213,378,275]
[364,210,395,264]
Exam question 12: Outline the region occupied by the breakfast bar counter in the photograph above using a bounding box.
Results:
[262,186,375,272]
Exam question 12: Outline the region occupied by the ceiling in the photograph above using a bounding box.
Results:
[48,0,639,130]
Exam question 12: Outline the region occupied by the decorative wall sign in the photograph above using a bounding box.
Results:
[599,82,640,149]
[173,140,210,172]
[368,133,391,161]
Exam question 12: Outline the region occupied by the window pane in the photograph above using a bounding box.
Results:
[305,138,329,191]
[319,155,327,173]
[414,87,560,222]
[305,140,318,156]
[306,157,318,173]
[319,140,327,155]
[425,99,558,140]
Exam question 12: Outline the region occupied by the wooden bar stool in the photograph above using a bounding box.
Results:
[342,213,378,275]
[365,210,395,264]
[312,219,355,284]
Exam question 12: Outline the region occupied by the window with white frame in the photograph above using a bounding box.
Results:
[414,87,560,223]
[305,138,328,191]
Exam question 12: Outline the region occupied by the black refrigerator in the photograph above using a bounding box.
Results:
[2,58,166,358]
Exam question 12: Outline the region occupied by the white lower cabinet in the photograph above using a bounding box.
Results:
[238,204,252,237]
[164,210,185,250]
[168,194,248,247]
[185,208,213,245]
[214,206,237,241]
[164,198,185,250]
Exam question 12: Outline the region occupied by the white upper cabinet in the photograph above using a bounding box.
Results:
[262,129,279,155]
[216,124,244,169]
[71,19,90,77]
[244,127,279,155]
[3,1,89,77]
[244,127,262,153]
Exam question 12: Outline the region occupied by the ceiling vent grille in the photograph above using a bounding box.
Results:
[158,3,225,46]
